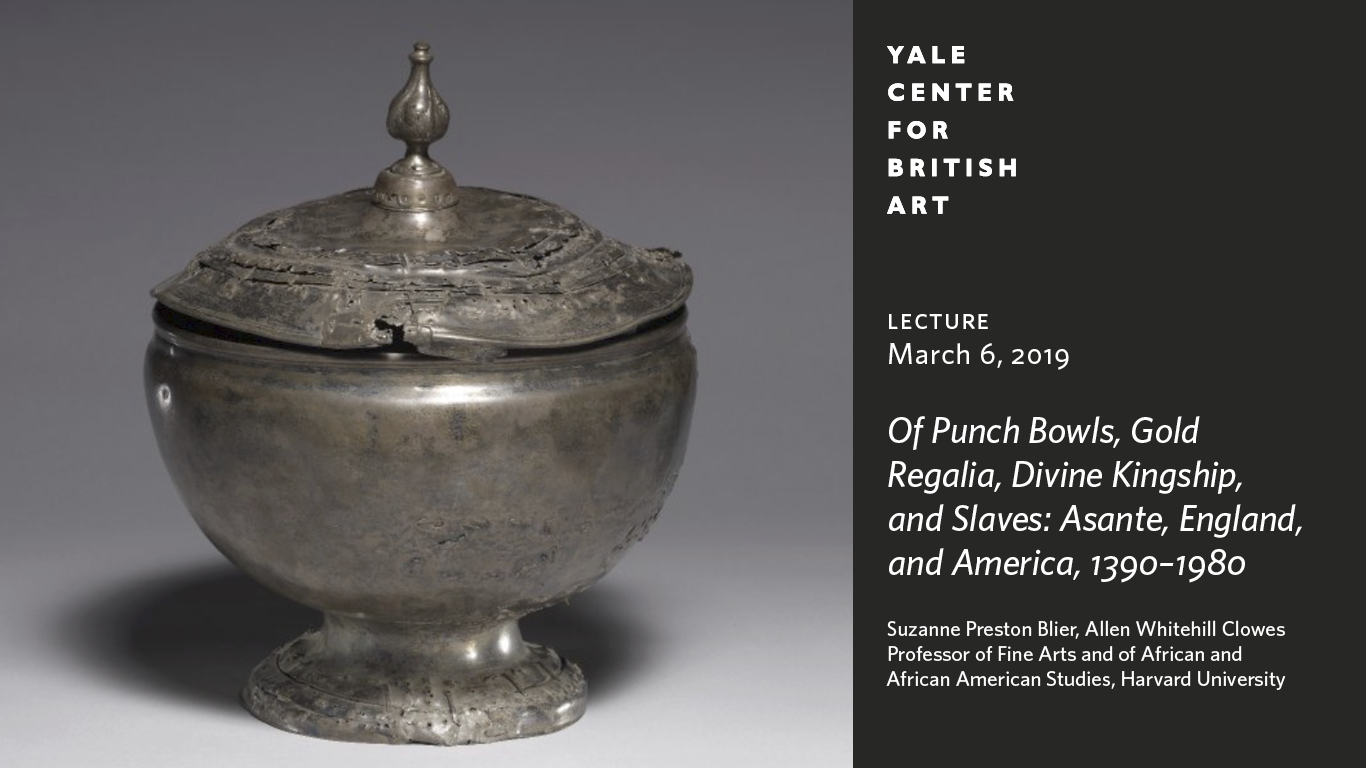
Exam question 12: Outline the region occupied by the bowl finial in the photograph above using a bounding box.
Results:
[373,42,459,212]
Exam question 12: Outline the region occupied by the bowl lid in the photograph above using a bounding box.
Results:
[152,43,691,360]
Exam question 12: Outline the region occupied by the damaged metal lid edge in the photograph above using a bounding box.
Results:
[153,42,692,360]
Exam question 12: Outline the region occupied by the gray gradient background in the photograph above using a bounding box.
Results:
[0,1,851,765]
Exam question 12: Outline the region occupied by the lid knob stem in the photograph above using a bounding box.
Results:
[373,42,459,212]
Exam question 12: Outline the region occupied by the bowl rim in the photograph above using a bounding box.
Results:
[152,303,690,371]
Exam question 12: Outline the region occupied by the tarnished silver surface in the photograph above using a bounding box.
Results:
[144,43,696,745]
[245,618,586,745]
[146,306,695,743]
[372,42,458,213]
[153,42,691,360]
[152,188,691,359]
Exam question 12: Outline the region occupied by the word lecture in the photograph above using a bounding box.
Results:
[884,45,1016,215]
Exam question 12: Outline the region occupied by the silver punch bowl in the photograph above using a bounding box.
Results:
[143,44,695,745]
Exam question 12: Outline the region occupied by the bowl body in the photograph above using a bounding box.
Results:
[145,306,696,632]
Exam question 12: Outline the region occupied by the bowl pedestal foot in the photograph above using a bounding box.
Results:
[242,614,586,745]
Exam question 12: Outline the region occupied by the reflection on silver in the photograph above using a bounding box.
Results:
[144,43,694,746]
